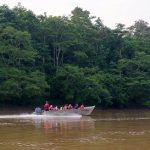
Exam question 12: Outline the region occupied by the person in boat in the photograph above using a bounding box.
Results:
[74,104,79,109]
[54,106,58,110]
[49,105,53,110]
[80,104,84,109]
[68,104,73,109]
[63,104,68,110]
[44,101,49,111]
[59,106,63,110]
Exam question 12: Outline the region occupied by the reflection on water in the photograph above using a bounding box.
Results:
[34,116,95,135]
[0,113,94,131]
[0,109,150,150]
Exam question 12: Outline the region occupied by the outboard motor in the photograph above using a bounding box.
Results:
[34,107,42,115]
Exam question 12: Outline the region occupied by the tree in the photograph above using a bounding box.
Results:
[0,26,37,67]
[129,20,150,39]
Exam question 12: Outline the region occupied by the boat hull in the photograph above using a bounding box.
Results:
[42,106,95,116]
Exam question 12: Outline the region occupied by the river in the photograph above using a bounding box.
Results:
[0,108,150,150]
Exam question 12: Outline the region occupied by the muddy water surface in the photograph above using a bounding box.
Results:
[0,109,150,150]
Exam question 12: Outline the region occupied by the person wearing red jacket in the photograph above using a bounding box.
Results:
[44,101,49,111]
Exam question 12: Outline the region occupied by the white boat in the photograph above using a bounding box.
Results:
[34,106,95,116]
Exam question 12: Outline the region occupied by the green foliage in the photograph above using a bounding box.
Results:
[0,26,38,67]
[0,68,49,100]
[51,65,112,106]
[126,76,150,106]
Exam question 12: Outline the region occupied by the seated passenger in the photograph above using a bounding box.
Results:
[49,105,53,110]
[74,104,79,109]
[80,104,84,109]
[54,106,58,110]
[44,101,49,111]
[68,104,73,109]
[60,106,63,110]
[63,104,68,110]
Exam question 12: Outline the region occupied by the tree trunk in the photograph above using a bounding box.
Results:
[56,47,61,70]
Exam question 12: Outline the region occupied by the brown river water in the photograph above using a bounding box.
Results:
[0,108,150,150]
